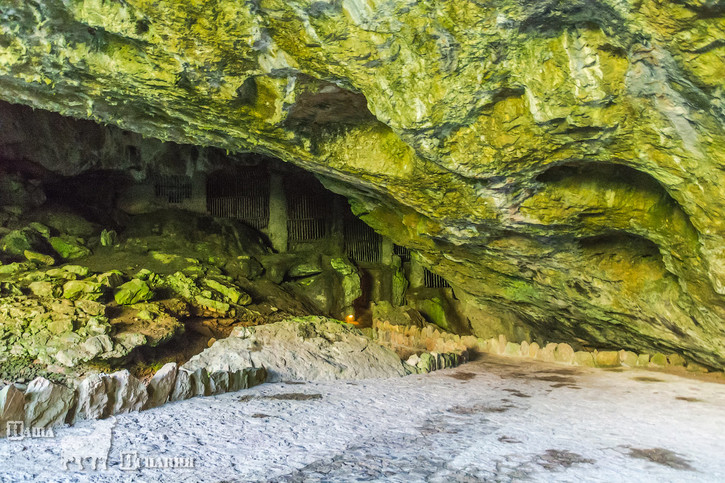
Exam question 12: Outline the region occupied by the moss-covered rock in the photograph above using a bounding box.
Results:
[1,229,52,258]
[50,236,91,260]
[0,0,724,368]
[62,280,104,301]
[114,279,153,305]
[24,250,55,266]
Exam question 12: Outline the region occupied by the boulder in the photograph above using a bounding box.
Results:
[203,278,252,306]
[668,354,686,367]
[650,353,668,367]
[49,236,91,260]
[100,229,117,247]
[210,370,230,395]
[0,174,46,210]
[145,363,178,409]
[554,343,575,364]
[288,261,323,278]
[595,351,621,368]
[62,280,104,301]
[372,301,427,328]
[109,370,148,414]
[169,369,193,402]
[573,351,595,367]
[28,280,61,298]
[24,377,75,428]
[0,385,25,437]
[75,300,105,317]
[73,374,112,422]
[417,352,436,373]
[47,316,73,335]
[189,368,212,397]
[330,258,362,311]
[504,342,521,356]
[184,317,407,382]
[24,250,55,266]
[618,350,639,367]
[1,228,53,257]
[30,209,97,238]
[60,265,90,277]
[95,270,125,288]
[114,279,154,305]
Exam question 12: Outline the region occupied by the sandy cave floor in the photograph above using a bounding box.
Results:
[1,355,724,482]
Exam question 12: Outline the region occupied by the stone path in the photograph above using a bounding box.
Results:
[1,355,724,482]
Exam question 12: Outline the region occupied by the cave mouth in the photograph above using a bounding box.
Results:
[0,102,461,386]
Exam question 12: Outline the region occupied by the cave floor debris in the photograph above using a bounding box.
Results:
[1,354,724,482]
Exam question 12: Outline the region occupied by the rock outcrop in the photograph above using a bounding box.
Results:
[0,1,723,367]
[0,384,25,437]
[145,362,178,409]
[23,377,74,428]
[183,317,408,381]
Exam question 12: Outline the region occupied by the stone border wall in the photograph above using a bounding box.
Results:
[0,364,266,438]
[371,320,721,375]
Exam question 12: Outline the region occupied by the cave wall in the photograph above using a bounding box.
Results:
[0,0,723,367]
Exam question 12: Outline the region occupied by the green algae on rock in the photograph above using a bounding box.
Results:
[0,0,723,368]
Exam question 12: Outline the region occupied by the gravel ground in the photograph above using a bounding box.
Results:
[1,354,724,482]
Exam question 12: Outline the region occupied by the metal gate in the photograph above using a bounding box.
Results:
[344,213,381,263]
[206,167,270,230]
[286,178,330,243]
[424,268,450,288]
[393,244,412,262]
[153,175,192,204]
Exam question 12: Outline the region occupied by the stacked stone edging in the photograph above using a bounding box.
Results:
[0,363,266,438]
[372,320,719,374]
[403,351,469,374]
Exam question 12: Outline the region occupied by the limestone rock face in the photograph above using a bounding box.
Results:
[0,385,25,437]
[108,370,148,414]
[24,377,74,428]
[183,317,407,381]
[73,373,113,422]
[145,362,178,409]
[0,1,724,367]
[169,369,193,402]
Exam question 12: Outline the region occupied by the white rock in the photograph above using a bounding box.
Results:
[145,363,178,409]
[73,374,112,422]
[109,370,148,415]
[169,369,193,402]
[1,385,25,437]
[210,371,229,395]
[24,377,75,428]
[189,368,211,397]
[406,354,420,366]
[229,370,246,392]
[184,317,406,382]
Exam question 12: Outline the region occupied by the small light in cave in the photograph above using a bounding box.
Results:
[345,314,358,325]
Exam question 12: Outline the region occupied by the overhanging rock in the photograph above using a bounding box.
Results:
[0,0,723,367]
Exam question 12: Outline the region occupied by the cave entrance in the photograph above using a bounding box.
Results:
[0,96,470,383]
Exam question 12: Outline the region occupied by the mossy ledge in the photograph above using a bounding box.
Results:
[0,0,724,368]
